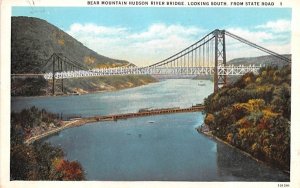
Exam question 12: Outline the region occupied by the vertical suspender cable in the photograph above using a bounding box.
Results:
[195,45,197,67]
[187,47,189,68]
[192,47,194,68]
[203,43,205,67]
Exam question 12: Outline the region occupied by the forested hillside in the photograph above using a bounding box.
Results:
[203,65,291,171]
[11,16,156,96]
[11,107,85,180]
[11,16,132,73]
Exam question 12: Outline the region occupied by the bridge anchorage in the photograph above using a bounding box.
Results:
[12,29,291,95]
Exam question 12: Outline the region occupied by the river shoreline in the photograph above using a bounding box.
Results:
[24,120,81,144]
[196,125,290,176]
[12,77,159,98]
[25,112,290,175]
[26,114,290,177]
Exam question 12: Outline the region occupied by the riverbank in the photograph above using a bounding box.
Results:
[24,116,106,144]
[12,75,158,97]
[24,120,78,144]
[196,124,290,175]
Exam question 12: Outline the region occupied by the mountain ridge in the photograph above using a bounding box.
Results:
[11,16,156,96]
[11,16,133,74]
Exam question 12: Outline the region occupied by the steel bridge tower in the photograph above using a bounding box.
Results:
[214,29,227,93]
[45,53,86,95]
[51,55,64,95]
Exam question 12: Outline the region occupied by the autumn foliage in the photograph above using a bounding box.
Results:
[50,159,85,180]
[204,65,290,171]
[10,108,85,180]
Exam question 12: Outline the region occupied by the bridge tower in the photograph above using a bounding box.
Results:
[213,29,227,93]
[51,55,64,95]
[42,53,88,96]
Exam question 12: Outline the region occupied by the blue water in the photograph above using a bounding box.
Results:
[50,113,216,181]
[11,79,289,181]
[12,79,213,116]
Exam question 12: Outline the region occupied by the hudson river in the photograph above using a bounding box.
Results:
[11,79,289,181]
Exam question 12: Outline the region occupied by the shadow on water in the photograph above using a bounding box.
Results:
[216,142,289,181]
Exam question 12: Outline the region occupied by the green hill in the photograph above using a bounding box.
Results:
[11,16,156,96]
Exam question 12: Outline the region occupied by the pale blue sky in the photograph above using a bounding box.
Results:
[12,7,292,66]
[12,7,291,31]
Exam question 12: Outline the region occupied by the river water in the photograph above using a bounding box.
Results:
[11,79,289,181]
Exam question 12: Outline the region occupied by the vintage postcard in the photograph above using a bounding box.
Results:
[1,0,300,187]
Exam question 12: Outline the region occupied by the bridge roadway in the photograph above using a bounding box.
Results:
[24,105,205,144]
[42,65,261,80]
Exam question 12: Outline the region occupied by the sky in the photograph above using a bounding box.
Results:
[12,7,292,66]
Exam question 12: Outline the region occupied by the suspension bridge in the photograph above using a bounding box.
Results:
[11,29,291,95]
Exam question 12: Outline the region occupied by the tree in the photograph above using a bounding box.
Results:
[202,64,291,171]
[11,107,85,180]
[50,159,85,180]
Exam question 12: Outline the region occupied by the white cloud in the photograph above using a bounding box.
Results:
[225,27,290,60]
[130,23,202,40]
[226,27,274,43]
[68,23,127,36]
[226,41,290,61]
[67,22,290,66]
[67,23,205,66]
[256,19,291,33]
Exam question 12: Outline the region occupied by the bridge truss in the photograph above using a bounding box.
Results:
[44,65,261,79]
[12,29,291,95]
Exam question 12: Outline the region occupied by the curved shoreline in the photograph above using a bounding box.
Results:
[24,120,78,145]
[24,114,290,179]
[24,119,93,144]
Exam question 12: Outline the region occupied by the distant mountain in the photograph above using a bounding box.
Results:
[11,16,132,74]
[11,17,156,96]
[227,54,291,67]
